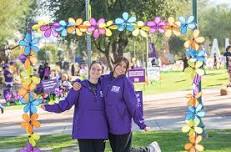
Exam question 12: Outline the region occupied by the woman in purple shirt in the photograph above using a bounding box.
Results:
[41,61,108,152]
[3,64,13,87]
[74,57,161,152]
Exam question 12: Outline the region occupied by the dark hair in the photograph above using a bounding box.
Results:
[113,57,129,72]
[89,61,104,73]
[226,45,231,52]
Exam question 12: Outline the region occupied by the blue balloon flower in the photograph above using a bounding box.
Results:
[21,93,42,114]
[186,48,206,62]
[185,104,205,121]
[115,12,136,32]
[56,20,68,37]
[19,33,40,55]
[179,16,196,34]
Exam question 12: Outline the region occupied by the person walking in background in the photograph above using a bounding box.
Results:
[182,55,189,72]
[41,61,108,152]
[71,63,75,76]
[3,64,13,87]
[38,64,45,80]
[59,73,72,96]
[224,45,231,87]
[213,53,218,69]
[43,63,51,80]
[73,57,161,152]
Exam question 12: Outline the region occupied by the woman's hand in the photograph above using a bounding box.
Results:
[73,82,81,91]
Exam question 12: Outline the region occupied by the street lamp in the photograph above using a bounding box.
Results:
[85,0,92,67]
[192,0,198,24]
[192,0,206,137]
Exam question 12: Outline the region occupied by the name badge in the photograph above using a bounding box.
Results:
[111,86,120,93]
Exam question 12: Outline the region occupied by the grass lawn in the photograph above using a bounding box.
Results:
[135,68,229,95]
[0,130,230,152]
[3,68,228,111]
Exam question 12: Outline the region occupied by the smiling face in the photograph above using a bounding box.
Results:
[113,61,128,77]
[89,63,103,80]
[228,47,231,52]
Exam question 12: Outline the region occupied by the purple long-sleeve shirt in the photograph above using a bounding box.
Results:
[45,80,108,139]
[101,73,146,135]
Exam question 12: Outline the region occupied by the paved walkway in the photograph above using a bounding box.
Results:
[0,87,231,151]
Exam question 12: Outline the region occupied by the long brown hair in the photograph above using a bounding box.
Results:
[88,61,104,78]
[226,45,231,52]
[113,57,129,73]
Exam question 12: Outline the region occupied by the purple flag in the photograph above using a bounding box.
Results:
[148,42,157,58]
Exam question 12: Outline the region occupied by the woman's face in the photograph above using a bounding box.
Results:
[61,75,67,81]
[89,63,103,79]
[113,61,127,77]
[228,48,231,52]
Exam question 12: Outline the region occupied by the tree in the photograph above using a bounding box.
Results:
[45,0,190,70]
[37,45,58,63]
[199,6,231,50]
[0,0,37,63]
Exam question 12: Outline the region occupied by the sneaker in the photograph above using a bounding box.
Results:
[148,141,161,152]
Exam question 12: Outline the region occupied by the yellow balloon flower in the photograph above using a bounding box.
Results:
[164,17,180,37]
[132,21,150,37]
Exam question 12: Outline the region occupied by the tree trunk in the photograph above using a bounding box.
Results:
[93,34,128,71]
[0,45,19,63]
[0,51,7,63]
[105,50,113,71]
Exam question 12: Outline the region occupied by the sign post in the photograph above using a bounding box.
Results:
[85,0,92,67]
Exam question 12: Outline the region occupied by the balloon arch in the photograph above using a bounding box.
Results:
[18,12,206,151]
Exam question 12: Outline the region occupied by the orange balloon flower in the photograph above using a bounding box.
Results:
[184,29,205,50]
[67,18,90,36]
[21,113,40,134]
[185,135,204,152]
[18,85,31,101]
[164,17,180,37]
[186,92,201,106]
[24,53,37,69]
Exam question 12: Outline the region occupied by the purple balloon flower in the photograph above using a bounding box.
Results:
[18,54,27,63]
[193,74,201,96]
[88,18,106,39]
[40,22,60,38]
[20,143,41,152]
[55,88,63,97]
[4,91,11,101]
[147,17,166,33]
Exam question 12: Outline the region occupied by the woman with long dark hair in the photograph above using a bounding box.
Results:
[41,61,108,152]
[74,57,161,152]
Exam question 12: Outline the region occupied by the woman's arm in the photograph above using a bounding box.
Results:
[42,88,79,113]
[122,78,147,130]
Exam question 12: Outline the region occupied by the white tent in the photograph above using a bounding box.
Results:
[225,38,230,49]
[210,38,220,57]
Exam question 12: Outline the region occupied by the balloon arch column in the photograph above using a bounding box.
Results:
[17,12,206,152]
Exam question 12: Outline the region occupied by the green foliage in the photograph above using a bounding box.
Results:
[46,0,191,69]
[135,68,229,95]
[1,130,231,152]
[169,36,185,56]
[0,0,37,46]
[199,6,231,48]
[37,45,57,63]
